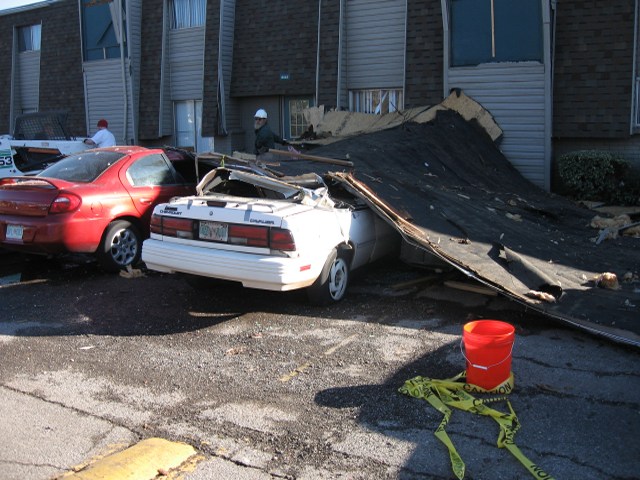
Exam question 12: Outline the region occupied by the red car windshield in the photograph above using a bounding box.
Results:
[38,151,126,182]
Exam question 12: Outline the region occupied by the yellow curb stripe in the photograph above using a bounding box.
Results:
[63,437,197,480]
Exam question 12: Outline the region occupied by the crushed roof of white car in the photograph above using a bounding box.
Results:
[141,159,401,304]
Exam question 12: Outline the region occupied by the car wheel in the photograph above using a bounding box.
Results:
[97,220,142,272]
[307,248,350,305]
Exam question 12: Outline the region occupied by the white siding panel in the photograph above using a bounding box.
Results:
[17,51,40,112]
[346,0,405,90]
[448,63,547,187]
[84,59,133,144]
[169,27,205,101]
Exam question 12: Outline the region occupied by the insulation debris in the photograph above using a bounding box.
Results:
[593,272,621,290]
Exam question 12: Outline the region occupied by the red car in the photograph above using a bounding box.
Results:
[0,146,197,272]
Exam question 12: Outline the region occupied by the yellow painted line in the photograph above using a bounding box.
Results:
[280,362,312,382]
[323,333,358,356]
[62,437,198,480]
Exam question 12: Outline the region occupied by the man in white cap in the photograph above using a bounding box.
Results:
[84,119,116,148]
[253,108,288,155]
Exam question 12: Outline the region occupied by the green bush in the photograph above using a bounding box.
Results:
[556,150,640,205]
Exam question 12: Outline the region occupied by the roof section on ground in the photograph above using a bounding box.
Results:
[277,94,640,347]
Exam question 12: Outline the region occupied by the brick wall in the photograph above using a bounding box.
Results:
[231,0,318,97]
[201,2,220,137]
[404,0,444,108]
[0,11,11,133]
[316,0,340,109]
[138,0,165,140]
[0,0,85,136]
[553,0,635,138]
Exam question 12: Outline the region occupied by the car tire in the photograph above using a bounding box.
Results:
[97,220,142,272]
[306,247,350,305]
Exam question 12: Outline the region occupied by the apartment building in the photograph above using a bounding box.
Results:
[1,0,638,191]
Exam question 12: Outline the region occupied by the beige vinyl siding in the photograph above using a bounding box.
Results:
[346,0,406,90]
[168,27,205,101]
[447,62,548,188]
[83,58,134,144]
[16,50,40,113]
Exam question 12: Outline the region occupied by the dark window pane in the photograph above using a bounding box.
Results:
[127,154,177,186]
[17,26,31,51]
[450,0,492,66]
[39,151,125,182]
[17,25,40,52]
[494,0,542,62]
[81,0,126,61]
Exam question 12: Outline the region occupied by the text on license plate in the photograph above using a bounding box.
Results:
[199,221,228,241]
[6,224,23,240]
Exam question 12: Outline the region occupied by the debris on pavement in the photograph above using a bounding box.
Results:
[593,272,621,290]
[278,90,640,347]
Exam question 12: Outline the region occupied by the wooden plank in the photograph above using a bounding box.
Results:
[444,280,498,296]
[268,148,354,167]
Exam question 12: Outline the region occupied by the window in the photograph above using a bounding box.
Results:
[349,89,404,115]
[175,100,213,152]
[169,0,206,29]
[17,24,41,52]
[450,0,542,67]
[126,154,178,186]
[288,99,311,139]
[81,0,127,61]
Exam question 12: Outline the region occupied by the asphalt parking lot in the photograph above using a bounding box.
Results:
[1,253,639,479]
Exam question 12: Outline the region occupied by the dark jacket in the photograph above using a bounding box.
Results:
[254,123,286,154]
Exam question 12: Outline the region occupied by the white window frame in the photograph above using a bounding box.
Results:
[288,98,311,139]
[349,89,404,115]
[174,100,213,153]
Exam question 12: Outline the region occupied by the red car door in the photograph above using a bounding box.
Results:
[119,151,194,225]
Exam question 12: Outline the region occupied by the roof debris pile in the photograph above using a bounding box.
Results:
[283,92,640,346]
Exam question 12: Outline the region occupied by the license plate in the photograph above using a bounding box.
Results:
[199,221,228,242]
[6,224,23,240]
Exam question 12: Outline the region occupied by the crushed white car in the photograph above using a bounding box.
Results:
[142,165,400,303]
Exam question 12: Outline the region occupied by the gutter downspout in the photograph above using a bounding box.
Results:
[118,0,128,144]
[159,0,168,137]
[216,0,227,138]
[631,0,639,134]
[315,0,321,107]
[336,0,344,109]
[543,0,553,191]
[440,0,450,98]
[402,0,407,109]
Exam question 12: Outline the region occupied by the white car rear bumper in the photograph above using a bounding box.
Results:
[142,238,322,291]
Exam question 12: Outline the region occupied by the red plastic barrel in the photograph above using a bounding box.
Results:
[462,320,515,390]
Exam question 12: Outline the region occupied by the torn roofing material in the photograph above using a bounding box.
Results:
[280,108,640,348]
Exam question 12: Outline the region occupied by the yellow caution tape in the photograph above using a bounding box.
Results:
[399,372,554,480]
